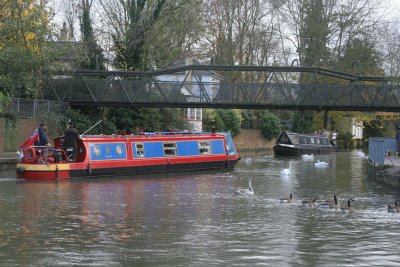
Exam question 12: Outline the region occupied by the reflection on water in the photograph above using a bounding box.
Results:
[1,150,400,266]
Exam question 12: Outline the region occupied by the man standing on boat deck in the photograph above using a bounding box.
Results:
[396,126,400,156]
[331,128,337,145]
[35,123,51,147]
[64,121,79,161]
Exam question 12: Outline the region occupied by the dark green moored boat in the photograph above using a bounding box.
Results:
[273,131,338,156]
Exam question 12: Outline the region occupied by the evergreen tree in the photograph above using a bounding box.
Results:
[299,0,329,67]
[80,0,106,70]
[113,0,167,71]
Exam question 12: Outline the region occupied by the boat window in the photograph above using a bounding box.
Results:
[299,136,306,144]
[320,138,328,145]
[199,141,211,154]
[316,138,320,144]
[163,143,177,156]
[136,143,144,157]
[310,137,315,144]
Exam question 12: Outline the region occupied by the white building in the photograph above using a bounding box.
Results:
[156,57,222,132]
[352,118,363,140]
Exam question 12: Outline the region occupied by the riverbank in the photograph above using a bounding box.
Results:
[366,155,400,188]
[232,129,274,155]
[0,152,18,172]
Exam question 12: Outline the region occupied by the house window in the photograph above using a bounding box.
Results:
[199,141,211,154]
[187,108,202,121]
[163,143,177,156]
[136,143,144,157]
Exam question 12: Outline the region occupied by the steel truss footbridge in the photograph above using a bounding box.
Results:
[44,65,400,111]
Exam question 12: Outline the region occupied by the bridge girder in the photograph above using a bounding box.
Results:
[44,65,400,111]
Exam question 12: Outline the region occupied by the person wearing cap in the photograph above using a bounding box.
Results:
[35,123,51,147]
[64,121,80,161]
[396,125,400,156]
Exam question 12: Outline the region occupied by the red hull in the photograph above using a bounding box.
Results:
[16,132,240,180]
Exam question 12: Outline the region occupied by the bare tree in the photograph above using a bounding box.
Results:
[376,18,400,76]
[98,0,202,70]
[278,0,385,67]
[200,0,282,67]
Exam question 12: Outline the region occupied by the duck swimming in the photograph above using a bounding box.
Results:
[280,193,293,203]
[388,200,399,213]
[319,194,338,208]
[339,199,353,212]
[235,177,254,196]
[302,198,317,207]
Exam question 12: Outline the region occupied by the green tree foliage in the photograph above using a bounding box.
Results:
[0,92,11,115]
[203,109,242,136]
[292,110,314,133]
[299,0,329,67]
[112,0,166,70]
[79,0,106,70]
[107,107,188,133]
[260,111,281,140]
[3,113,19,152]
[364,115,396,139]
[0,0,53,98]
[338,38,384,76]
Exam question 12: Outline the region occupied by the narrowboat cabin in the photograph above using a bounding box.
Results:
[273,131,338,156]
[16,132,240,180]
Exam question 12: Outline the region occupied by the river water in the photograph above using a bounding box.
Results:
[1,150,400,266]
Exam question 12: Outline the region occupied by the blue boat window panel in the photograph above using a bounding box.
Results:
[89,143,127,161]
[132,142,164,158]
[176,141,198,156]
[136,143,144,158]
[199,141,211,154]
[211,140,225,154]
[163,143,177,156]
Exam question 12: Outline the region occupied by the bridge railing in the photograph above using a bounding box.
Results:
[368,137,397,165]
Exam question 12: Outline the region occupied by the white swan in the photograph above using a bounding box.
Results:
[302,154,314,160]
[314,160,329,168]
[235,177,254,196]
[280,162,292,175]
[244,156,252,166]
[357,151,366,158]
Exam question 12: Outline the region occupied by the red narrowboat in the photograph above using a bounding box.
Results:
[16,132,240,180]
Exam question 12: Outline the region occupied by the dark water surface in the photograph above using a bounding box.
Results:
[1,151,400,266]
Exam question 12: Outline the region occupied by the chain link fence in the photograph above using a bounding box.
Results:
[2,98,69,118]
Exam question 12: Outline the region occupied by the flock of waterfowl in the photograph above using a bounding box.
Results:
[279,154,329,176]
[236,153,398,213]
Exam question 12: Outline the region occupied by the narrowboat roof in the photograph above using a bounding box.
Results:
[278,131,332,145]
[76,132,227,142]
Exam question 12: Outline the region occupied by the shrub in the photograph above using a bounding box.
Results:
[260,112,281,140]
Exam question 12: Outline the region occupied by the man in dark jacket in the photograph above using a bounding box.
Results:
[35,123,51,147]
[64,122,80,161]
